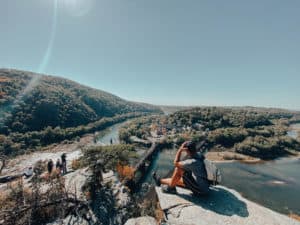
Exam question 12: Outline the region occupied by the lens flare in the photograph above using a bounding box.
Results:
[0,1,59,128]
[38,0,58,74]
[23,0,59,95]
[61,0,95,17]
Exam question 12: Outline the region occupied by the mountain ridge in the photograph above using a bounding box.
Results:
[0,68,162,134]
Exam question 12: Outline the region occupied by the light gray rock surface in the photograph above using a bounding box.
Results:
[156,186,300,225]
[47,215,90,225]
[125,216,157,225]
[64,167,91,199]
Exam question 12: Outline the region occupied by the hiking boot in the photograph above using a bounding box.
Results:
[152,171,161,186]
[161,185,177,194]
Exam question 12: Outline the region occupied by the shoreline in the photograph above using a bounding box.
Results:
[205,151,261,163]
[206,151,300,164]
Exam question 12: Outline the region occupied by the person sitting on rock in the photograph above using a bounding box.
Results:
[152,140,209,195]
[23,166,33,178]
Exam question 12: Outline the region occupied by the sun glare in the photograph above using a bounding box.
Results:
[60,0,95,17]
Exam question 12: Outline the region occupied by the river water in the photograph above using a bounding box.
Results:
[97,121,128,145]
[99,122,300,216]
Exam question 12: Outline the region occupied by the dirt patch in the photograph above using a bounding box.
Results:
[42,134,94,153]
[0,77,11,82]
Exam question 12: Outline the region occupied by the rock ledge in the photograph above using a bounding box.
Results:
[156,185,300,225]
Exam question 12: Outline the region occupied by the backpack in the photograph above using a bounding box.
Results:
[204,159,222,185]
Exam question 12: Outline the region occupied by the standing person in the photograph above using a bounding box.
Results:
[152,141,209,195]
[47,159,54,174]
[61,153,67,175]
[110,138,113,145]
[56,158,62,174]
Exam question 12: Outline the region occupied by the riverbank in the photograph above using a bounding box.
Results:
[206,150,300,163]
[205,151,261,163]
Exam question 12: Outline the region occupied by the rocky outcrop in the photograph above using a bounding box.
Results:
[48,169,133,225]
[64,167,91,200]
[156,186,300,225]
[124,216,157,225]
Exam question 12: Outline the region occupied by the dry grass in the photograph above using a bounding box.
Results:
[0,189,11,210]
[0,175,71,225]
[116,164,135,180]
[289,213,300,221]
[71,159,82,170]
[0,179,31,212]
[155,201,165,223]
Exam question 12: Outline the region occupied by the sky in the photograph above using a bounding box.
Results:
[0,0,299,110]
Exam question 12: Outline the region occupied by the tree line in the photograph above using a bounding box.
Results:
[119,107,300,159]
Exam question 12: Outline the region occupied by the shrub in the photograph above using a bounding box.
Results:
[71,159,82,170]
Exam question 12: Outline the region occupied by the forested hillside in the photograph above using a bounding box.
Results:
[0,69,162,134]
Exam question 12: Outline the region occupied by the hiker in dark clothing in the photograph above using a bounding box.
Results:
[47,159,54,174]
[93,159,104,187]
[61,153,67,174]
[56,158,62,174]
[153,141,209,195]
[110,138,113,145]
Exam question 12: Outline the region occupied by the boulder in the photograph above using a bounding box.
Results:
[125,216,157,225]
[156,186,300,225]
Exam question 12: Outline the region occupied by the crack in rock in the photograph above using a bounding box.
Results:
[164,203,193,219]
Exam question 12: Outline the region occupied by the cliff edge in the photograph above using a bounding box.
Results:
[156,186,300,225]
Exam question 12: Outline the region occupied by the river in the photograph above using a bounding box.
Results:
[97,121,128,145]
[99,121,300,216]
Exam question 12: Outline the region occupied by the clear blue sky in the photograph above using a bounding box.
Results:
[0,0,299,109]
